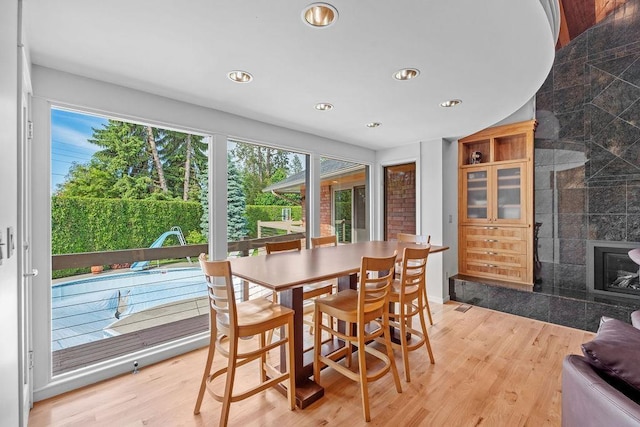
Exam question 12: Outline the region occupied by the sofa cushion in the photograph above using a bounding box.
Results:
[582,318,640,394]
[632,310,640,329]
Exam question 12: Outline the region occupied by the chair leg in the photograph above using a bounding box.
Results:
[220,337,238,427]
[259,331,267,383]
[399,303,411,382]
[194,334,216,415]
[309,307,315,335]
[383,313,403,394]
[423,287,433,325]
[418,294,435,364]
[357,326,371,422]
[286,316,296,411]
[345,322,352,368]
[266,292,278,343]
[313,305,322,385]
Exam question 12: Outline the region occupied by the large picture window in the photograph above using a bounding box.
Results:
[50,107,210,375]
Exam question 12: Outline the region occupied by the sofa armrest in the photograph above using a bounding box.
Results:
[563,355,640,427]
[632,310,640,329]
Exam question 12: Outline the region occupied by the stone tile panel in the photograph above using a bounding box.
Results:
[588,214,626,240]
[557,213,586,239]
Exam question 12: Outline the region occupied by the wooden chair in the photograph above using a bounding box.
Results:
[265,239,333,337]
[264,239,302,254]
[310,235,338,335]
[310,234,338,248]
[397,232,431,245]
[193,254,295,427]
[313,253,402,422]
[395,233,434,325]
[389,245,435,382]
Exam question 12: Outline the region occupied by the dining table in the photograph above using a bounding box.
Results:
[229,239,448,408]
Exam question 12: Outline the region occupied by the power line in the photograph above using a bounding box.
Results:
[51,153,90,162]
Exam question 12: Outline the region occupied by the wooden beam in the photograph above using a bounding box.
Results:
[52,233,307,270]
[557,0,571,49]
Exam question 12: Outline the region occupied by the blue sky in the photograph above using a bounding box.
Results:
[51,108,107,193]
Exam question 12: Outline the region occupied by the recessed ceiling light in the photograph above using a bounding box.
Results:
[315,103,333,111]
[227,70,253,83]
[303,3,338,27]
[393,68,420,81]
[440,99,462,107]
[366,122,381,128]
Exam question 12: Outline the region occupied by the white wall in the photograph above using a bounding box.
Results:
[0,1,21,426]
[376,140,454,303]
[30,66,376,400]
[32,66,375,163]
[442,138,459,297]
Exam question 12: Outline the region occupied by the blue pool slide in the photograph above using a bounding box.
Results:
[130,227,189,270]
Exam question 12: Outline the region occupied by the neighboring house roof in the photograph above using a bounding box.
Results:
[264,159,365,193]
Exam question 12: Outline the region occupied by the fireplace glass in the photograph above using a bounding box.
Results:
[594,246,640,297]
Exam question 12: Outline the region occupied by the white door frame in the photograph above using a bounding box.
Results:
[17,47,33,426]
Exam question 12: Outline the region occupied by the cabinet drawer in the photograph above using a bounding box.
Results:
[464,226,525,240]
[465,249,526,268]
[465,238,526,254]
[463,261,527,282]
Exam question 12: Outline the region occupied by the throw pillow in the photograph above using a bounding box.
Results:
[582,317,640,393]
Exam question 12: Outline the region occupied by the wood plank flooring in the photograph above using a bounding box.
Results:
[28,302,594,427]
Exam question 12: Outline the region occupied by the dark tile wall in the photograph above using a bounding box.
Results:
[450,3,640,331]
[534,2,640,293]
[450,276,637,332]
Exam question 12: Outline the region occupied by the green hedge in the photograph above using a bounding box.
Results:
[245,205,302,237]
[52,197,202,277]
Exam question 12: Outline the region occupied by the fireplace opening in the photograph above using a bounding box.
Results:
[588,241,640,299]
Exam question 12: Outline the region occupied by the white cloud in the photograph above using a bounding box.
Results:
[51,122,99,152]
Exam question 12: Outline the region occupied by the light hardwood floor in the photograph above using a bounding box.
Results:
[28,302,594,426]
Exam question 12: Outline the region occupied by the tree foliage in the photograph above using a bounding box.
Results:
[57,120,207,201]
[230,141,302,206]
[230,142,291,204]
[227,153,247,240]
[51,196,202,277]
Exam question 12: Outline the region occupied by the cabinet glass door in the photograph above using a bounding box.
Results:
[465,169,488,220]
[496,165,522,221]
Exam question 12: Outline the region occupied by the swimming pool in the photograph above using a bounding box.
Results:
[51,267,206,350]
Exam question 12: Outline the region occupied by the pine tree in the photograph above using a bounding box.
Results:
[230,142,290,204]
[198,168,209,240]
[227,153,247,240]
[158,130,208,201]
[291,155,303,174]
[57,118,207,201]
[58,120,152,198]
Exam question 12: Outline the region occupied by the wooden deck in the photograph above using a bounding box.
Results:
[31,301,594,426]
[52,314,208,375]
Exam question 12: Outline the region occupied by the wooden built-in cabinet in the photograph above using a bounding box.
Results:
[458,120,536,286]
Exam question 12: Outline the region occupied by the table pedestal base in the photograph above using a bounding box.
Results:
[273,378,324,409]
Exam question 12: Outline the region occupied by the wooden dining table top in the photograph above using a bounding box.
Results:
[229,240,448,291]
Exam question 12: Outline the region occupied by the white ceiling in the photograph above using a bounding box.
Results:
[25,0,557,150]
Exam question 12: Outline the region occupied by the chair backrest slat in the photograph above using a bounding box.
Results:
[265,239,302,254]
[399,246,430,297]
[311,235,337,248]
[358,253,397,316]
[397,233,431,244]
[199,253,236,329]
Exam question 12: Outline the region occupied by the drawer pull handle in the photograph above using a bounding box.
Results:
[485,251,498,255]
[484,264,498,268]
[484,227,499,230]
[484,239,498,242]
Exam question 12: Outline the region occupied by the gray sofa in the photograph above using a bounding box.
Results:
[562,311,640,427]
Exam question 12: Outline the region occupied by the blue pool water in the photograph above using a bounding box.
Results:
[51,267,206,351]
